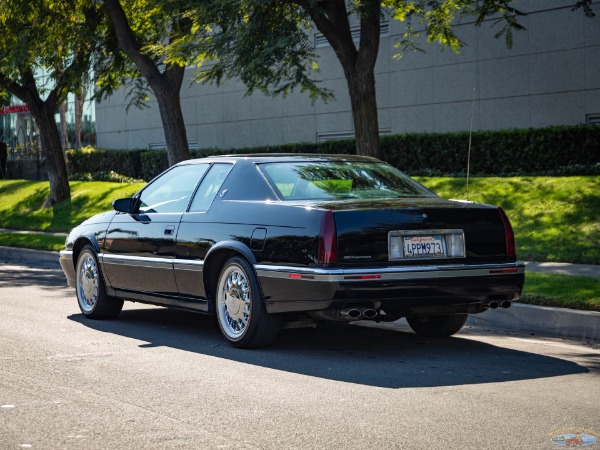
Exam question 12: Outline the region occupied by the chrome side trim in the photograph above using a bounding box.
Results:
[173,259,204,272]
[100,253,173,270]
[255,262,525,283]
[99,254,204,272]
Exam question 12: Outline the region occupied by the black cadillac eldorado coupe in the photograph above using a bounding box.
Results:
[59,154,525,348]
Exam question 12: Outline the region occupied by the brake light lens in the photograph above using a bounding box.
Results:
[318,210,337,264]
[498,207,516,259]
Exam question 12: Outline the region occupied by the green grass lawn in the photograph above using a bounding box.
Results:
[418,176,600,265]
[0,232,66,252]
[0,176,598,262]
[0,180,144,232]
[521,272,600,312]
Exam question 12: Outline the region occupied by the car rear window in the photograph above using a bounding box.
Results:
[258,161,436,200]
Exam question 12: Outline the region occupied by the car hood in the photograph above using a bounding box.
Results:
[78,210,118,227]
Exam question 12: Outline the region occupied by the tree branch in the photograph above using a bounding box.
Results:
[293,0,357,68]
[103,0,163,86]
[0,72,28,101]
[164,17,190,91]
[356,0,381,71]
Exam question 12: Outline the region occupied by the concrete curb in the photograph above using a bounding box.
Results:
[1,246,598,343]
[0,246,60,269]
[467,303,600,343]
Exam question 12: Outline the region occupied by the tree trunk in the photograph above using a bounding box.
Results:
[75,71,89,148]
[10,69,71,207]
[103,0,190,166]
[75,95,83,148]
[32,103,71,206]
[154,79,190,165]
[345,68,381,159]
[59,101,69,149]
[303,0,383,159]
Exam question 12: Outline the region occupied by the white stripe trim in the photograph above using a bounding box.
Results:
[173,259,205,272]
[100,254,205,272]
[101,253,173,270]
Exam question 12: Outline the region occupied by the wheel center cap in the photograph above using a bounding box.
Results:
[226,290,242,317]
[83,273,94,299]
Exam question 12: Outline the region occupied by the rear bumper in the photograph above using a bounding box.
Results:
[59,250,76,288]
[256,262,525,314]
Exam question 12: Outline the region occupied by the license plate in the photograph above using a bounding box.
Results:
[403,235,445,258]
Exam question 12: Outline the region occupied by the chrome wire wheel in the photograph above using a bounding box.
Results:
[75,245,123,319]
[215,256,281,348]
[77,253,99,313]
[217,264,251,341]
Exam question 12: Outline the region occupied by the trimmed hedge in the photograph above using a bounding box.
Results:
[66,125,600,181]
[67,146,142,179]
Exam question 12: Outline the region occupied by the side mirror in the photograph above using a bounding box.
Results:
[112,198,137,214]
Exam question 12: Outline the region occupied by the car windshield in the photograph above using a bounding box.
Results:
[259,161,436,201]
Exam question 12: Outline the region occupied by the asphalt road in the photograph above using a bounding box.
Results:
[1,263,599,450]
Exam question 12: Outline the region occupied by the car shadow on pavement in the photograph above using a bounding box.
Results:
[68,306,590,389]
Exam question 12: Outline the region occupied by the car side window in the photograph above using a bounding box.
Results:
[138,164,210,214]
[189,163,233,212]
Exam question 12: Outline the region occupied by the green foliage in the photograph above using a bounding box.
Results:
[140,150,169,181]
[173,0,531,103]
[381,125,600,176]
[94,0,198,110]
[521,273,600,311]
[66,148,142,179]
[174,0,332,102]
[419,176,600,265]
[69,171,144,183]
[0,1,99,104]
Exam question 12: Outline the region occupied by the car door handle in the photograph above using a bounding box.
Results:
[164,226,175,236]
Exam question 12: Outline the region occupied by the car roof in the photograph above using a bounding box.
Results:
[177,153,383,165]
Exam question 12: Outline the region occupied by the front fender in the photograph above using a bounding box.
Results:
[61,231,104,289]
[73,232,102,255]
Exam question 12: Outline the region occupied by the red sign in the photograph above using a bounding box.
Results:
[0,105,29,115]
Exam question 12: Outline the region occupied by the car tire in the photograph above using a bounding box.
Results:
[215,256,281,348]
[76,245,124,319]
[406,313,468,337]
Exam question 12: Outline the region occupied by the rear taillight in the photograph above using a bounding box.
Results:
[318,210,337,264]
[498,207,516,259]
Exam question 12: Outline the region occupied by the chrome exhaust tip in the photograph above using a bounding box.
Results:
[340,308,362,320]
[362,308,378,319]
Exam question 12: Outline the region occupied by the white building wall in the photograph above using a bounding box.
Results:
[96,1,600,150]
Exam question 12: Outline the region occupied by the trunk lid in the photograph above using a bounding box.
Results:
[314,198,512,266]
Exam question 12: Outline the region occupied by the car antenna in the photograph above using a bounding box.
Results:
[465,87,477,201]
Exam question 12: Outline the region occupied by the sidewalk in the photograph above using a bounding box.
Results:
[0,228,67,237]
[524,261,600,278]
